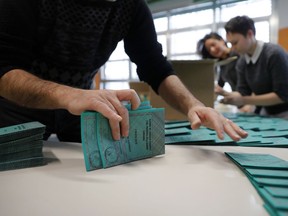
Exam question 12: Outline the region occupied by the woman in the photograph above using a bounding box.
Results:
[197,32,253,113]
[197,32,238,91]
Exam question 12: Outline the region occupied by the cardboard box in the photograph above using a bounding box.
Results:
[130,59,216,120]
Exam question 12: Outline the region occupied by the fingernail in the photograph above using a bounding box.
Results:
[115,115,122,122]
[114,134,121,140]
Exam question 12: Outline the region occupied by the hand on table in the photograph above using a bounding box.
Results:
[187,105,248,141]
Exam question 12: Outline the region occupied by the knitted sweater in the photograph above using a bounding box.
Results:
[236,43,288,115]
[0,0,174,91]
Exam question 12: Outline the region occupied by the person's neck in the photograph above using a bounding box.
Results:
[247,39,257,56]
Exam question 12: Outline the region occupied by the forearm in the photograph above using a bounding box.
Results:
[243,92,284,106]
[0,69,75,109]
[158,75,204,115]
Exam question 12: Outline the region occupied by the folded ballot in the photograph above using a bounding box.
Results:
[225,152,288,215]
[81,101,165,171]
[0,122,46,171]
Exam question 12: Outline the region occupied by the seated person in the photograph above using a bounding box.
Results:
[197,32,238,91]
[220,15,288,119]
[197,32,253,113]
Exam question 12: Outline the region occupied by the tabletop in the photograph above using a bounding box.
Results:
[1,141,287,216]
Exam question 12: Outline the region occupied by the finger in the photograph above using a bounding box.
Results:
[108,96,130,138]
[91,101,122,140]
[221,118,249,141]
[116,89,141,110]
[201,109,227,140]
[220,98,229,104]
[210,118,225,140]
[219,98,225,103]
[222,119,241,141]
[225,118,248,138]
[187,111,202,130]
[92,101,122,122]
[215,90,224,95]
[117,105,129,137]
[109,119,121,140]
[221,91,229,96]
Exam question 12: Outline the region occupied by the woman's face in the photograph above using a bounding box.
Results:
[204,38,227,58]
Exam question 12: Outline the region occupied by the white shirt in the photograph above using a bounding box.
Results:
[244,40,264,64]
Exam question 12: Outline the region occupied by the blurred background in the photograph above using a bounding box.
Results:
[97,0,288,91]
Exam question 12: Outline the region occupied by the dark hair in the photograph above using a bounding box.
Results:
[224,15,256,36]
[197,32,225,59]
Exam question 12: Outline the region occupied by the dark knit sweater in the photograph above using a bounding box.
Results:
[236,43,288,115]
[0,0,174,91]
[218,51,239,91]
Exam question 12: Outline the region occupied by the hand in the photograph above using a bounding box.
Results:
[219,91,244,107]
[187,105,248,141]
[214,85,228,96]
[238,104,255,113]
[65,89,141,140]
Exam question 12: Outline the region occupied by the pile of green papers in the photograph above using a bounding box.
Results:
[0,122,46,171]
[81,101,165,171]
[226,152,288,216]
[165,113,288,147]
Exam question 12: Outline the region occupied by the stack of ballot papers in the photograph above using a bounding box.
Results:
[165,113,288,147]
[81,101,165,171]
[226,152,288,216]
[0,122,46,171]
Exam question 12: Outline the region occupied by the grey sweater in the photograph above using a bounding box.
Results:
[236,43,288,115]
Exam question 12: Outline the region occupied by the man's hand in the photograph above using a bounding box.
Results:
[65,89,141,140]
[158,75,248,142]
[187,105,248,141]
[1,70,141,141]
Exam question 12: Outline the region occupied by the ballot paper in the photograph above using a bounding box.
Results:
[164,113,288,148]
[225,152,288,215]
[165,121,191,129]
[81,102,165,171]
[0,122,46,171]
[0,121,45,143]
[225,152,288,169]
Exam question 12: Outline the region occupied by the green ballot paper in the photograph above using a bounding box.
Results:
[226,152,288,216]
[81,103,165,171]
[0,121,45,143]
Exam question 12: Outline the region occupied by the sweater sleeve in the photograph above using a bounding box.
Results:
[0,0,38,78]
[123,0,175,93]
[217,70,225,88]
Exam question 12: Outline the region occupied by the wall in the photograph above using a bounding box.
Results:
[278,0,288,28]
[275,0,288,50]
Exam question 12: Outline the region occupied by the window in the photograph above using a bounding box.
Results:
[100,0,272,89]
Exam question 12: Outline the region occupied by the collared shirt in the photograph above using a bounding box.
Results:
[244,40,264,64]
[236,42,288,115]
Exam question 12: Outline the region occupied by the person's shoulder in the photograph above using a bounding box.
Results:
[262,42,288,64]
[263,42,287,56]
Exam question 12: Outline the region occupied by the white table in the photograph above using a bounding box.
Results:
[1,141,287,216]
